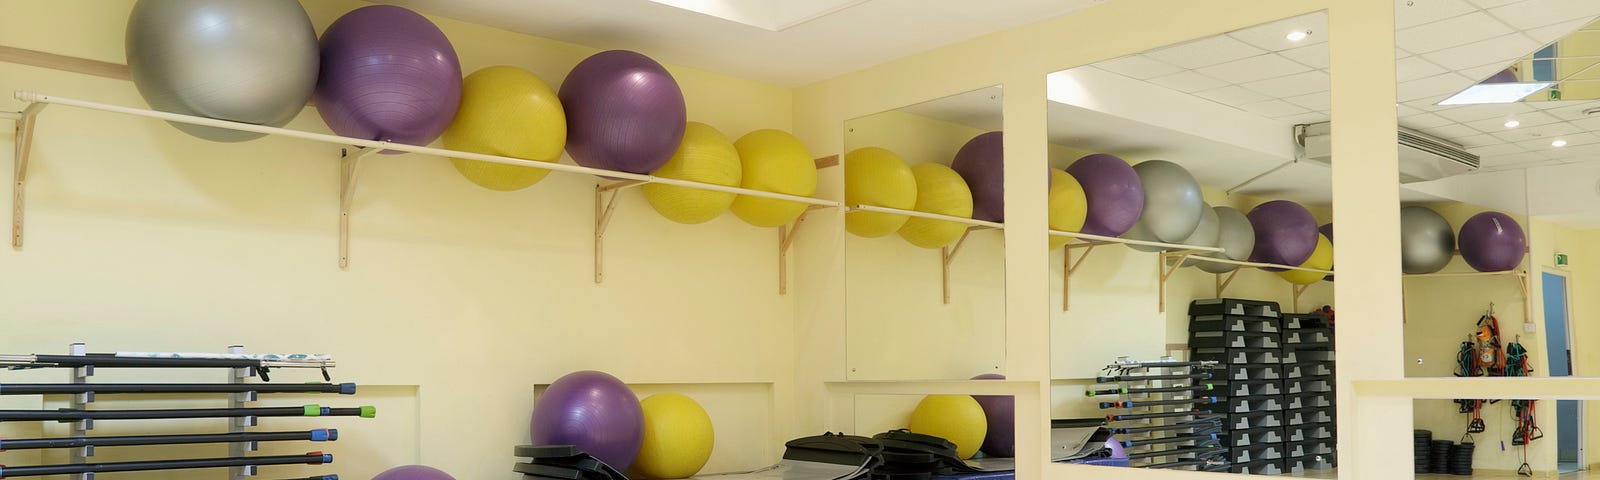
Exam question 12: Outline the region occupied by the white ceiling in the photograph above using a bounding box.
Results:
[378,0,1106,86]
[894,86,1004,132]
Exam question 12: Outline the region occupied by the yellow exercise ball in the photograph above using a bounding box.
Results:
[632,393,715,479]
[845,147,917,238]
[908,394,987,459]
[443,66,566,191]
[1278,233,1333,285]
[729,129,819,228]
[897,163,973,249]
[643,122,742,224]
[1048,168,1089,250]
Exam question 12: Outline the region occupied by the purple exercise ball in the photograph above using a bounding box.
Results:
[372,465,454,480]
[560,50,687,174]
[529,371,644,471]
[1320,223,1334,281]
[970,373,1014,457]
[1458,212,1526,272]
[1246,200,1319,269]
[950,132,1005,222]
[1065,154,1144,237]
[314,5,461,152]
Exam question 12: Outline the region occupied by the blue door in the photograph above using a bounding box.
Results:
[1543,272,1579,467]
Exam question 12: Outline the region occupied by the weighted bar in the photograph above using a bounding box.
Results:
[1096,373,1212,383]
[1087,384,1214,397]
[1145,459,1220,469]
[1108,410,1203,422]
[0,452,331,477]
[0,429,337,450]
[1110,419,1224,435]
[1100,397,1216,409]
[1121,434,1219,447]
[0,354,331,369]
[1110,360,1218,369]
[0,383,355,395]
[0,405,374,422]
[1125,445,1224,460]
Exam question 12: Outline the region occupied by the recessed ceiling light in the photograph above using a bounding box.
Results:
[1504,119,1521,128]
[1553,139,1569,147]
[1286,31,1310,42]
[1438,82,1556,105]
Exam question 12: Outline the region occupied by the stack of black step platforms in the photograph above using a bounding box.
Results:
[1188,299,1285,475]
[1281,312,1336,473]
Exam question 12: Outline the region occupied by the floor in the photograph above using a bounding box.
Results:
[1285,470,1586,479]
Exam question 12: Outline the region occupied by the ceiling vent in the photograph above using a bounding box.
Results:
[1295,122,1479,183]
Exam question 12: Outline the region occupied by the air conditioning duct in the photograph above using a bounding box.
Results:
[1294,122,1479,183]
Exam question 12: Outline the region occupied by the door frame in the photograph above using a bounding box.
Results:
[1543,267,1581,468]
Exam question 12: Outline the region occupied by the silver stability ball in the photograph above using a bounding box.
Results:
[1179,203,1220,267]
[1198,206,1256,274]
[1400,206,1455,274]
[127,0,319,142]
[1124,160,1205,252]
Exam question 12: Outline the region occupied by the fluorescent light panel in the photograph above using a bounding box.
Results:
[1437,82,1555,106]
[647,0,869,31]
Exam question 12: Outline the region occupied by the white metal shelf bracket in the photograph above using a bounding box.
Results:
[12,102,46,249]
[339,147,379,270]
[777,205,828,295]
[593,180,646,284]
[1062,241,1111,311]
[1156,250,1203,313]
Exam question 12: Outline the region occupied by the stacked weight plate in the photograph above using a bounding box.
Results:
[1413,430,1432,473]
[1189,299,1285,475]
[1429,440,1453,473]
[1449,441,1475,476]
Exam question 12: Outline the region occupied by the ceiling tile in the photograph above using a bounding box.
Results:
[1466,0,1522,7]
[1513,131,1600,150]
[1457,62,1519,83]
[1396,12,1515,54]
[1406,95,1459,111]
[1497,124,1586,143]
[1568,115,1600,132]
[1451,133,1503,147]
[1280,42,1330,69]
[1226,12,1328,52]
[1401,112,1456,129]
[1396,0,1480,29]
[1197,54,1313,84]
[1094,55,1184,80]
[1483,151,1555,167]
[1468,143,1529,156]
[1488,0,1600,30]
[1284,91,1332,111]
[1195,85,1273,106]
[1461,111,1561,132]
[1434,103,1529,122]
[1397,56,1448,83]
[1146,35,1268,69]
[1241,70,1330,99]
[1397,47,1414,59]
[1240,99,1309,118]
[1278,112,1331,125]
[1528,17,1597,44]
[1398,73,1477,102]
[1546,142,1600,158]
[1145,70,1229,93]
[1536,100,1600,120]
[1422,34,1542,71]
[1423,123,1485,140]
[1398,103,1426,117]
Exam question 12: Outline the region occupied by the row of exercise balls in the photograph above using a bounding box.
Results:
[529,371,715,479]
[127,1,820,227]
[1400,207,1527,273]
[906,374,1015,460]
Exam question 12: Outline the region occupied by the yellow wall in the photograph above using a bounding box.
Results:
[1,1,800,478]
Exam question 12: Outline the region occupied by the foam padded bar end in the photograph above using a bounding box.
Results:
[338,383,356,395]
[359,406,376,418]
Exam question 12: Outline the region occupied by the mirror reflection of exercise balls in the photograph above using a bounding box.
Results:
[1246,200,1319,270]
[126,0,319,142]
[1399,206,1455,274]
[315,5,462,151]
[561,50,687,174]
[373,465,455,480]
[1320,223,1335,281]
[528,371,644,472]
[643,122,742,224]
[1047,168,1089,250]
[1123,160,1204,252]
[1458,212,1527,272]
[949,132,1005,222]
[1278,233,1333,285]
[1178,204,1221,267]
[443,66,566,191]
[729,130,819,228]
[844,147,917,238]
[1197,206,1256,274]
[1066,154,1145,237]
[908,394,987,459]
[632,393,714,479]
[897,163,974,249]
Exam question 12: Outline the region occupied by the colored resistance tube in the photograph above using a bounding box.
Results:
[1100,397,1216,409]
[1121,434,1219,447]
[0,383,355,395]
[0,405,375,422]
[0,429,337,450]
[0,452,331,477]
[1096,373,1212,383]
[1125,445,1224,460]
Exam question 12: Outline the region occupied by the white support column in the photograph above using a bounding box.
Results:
[1329,1,1411,478]
[1000,73,1050,480]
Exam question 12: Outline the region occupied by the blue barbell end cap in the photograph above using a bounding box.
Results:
[310,429,328,442]
[321,407,332,415]
[339,383,356,395]
[322,454,333,464]
[328,429,339,441]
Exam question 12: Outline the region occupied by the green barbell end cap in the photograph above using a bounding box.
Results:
[1085,391,1096,397]
[1204,384,1214,390]
[360,406,377,418]
[1120,388,1129,394]
[303,405,322,417]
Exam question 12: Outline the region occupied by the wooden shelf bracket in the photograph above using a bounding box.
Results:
[11,102,46,249]
[1062,241,1111,311]
[777,205,828,295]
[593,179,647,284]
[1156,250,1204,313]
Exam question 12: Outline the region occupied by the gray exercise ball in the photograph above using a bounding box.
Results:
[127,0,319,142]
[1198,206,1256,274]
[1400,206,1455,274]
[1179,203,1220,267]
[1124,160,1205,252]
